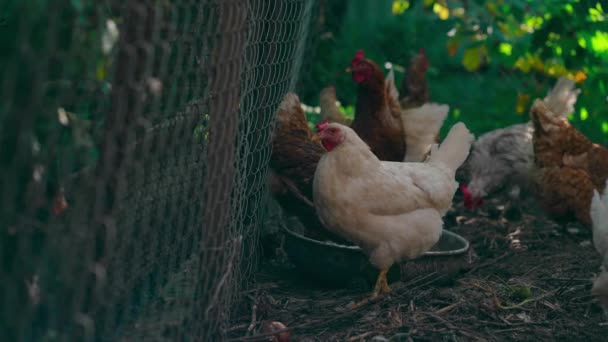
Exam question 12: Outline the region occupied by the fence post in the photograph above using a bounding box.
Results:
[188,0,248,339]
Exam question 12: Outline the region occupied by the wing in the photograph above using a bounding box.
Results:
[344,162,455,216]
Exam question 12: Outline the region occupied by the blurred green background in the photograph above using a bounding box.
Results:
[298,0,608,145]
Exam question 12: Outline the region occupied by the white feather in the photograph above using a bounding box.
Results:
[385,68,399,104]
[592,180,608,266]
[543,76,580,118]
[401,103,450,162]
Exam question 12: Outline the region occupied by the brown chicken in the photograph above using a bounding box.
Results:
[399,48,430,110]
[319,84,351,125]
[388,48,444,162]
[269,93,322,221]
[349,50,405,161]
[530,99,608,226]
[269,93,343,241]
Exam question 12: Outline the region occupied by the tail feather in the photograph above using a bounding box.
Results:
[543,76,580,118]
[385,68,400,104]
[592,180,608,264]
[428,122,474,173]
[319,85,347,124]
[401,103,449,162]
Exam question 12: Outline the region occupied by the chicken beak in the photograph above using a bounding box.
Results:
[345,67,352,73]
[311,133,322,143]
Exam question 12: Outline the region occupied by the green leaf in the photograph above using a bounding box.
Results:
[392,0,410,15]
[590,31,608,53]
[462,45,487,71]
[580,107,589,121]
[499,42,513,56]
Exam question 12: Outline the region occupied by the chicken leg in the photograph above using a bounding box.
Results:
[371,268,391,299]
[349,268,392,310]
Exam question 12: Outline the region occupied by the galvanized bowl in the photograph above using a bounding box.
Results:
[282,216,472,288]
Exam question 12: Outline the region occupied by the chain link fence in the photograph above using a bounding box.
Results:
[0,0,317,340]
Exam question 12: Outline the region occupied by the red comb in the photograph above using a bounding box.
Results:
[419,48,426,55]
[351,50,365,66]
[315,120,329,132]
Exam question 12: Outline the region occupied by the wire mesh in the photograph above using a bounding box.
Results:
[0,0,316,340]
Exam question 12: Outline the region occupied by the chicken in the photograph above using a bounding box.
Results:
[543,76,582,118]
[319,84,351,125]
[349,50,405,161]
[460,76,580,208]
[269,93,330,237]
[399,48,430,110]
[385,68,400,107]
[591,181,608,316]
[401,103,449,162]
[530,99,608,226]
[385,50,447,162]
[562,141,608,190]
[312,121,473,301]
[461,122,535,207]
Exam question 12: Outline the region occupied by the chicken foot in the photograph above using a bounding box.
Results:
[348,269,392,310]
[371,268,391,298]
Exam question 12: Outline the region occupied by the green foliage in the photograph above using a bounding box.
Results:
[0,1,114,225]
[301,0,608,145]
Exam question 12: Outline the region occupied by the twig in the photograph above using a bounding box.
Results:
[346,331,376,341]
[205,236,242,320]
[246,304,258,336]
[279,175,314,207]
[434,301,460,315]
[496,291,555,310]
[466,252,510,274]
[224,324,249,333]
[239,284,279,295]
[420,311,458,330]
[494,328,528,333]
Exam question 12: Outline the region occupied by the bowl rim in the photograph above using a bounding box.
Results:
[282,224,470,256]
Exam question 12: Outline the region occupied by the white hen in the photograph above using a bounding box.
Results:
[591,181,608,316]
[385,68,449,163]
[401,103,449,162]
[312,121,473,300]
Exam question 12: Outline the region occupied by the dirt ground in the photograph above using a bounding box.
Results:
[226,195,607,341]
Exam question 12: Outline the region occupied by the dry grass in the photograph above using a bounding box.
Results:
[227,195,606,341]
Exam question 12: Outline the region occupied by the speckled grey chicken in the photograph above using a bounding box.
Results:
[460,76,580,208]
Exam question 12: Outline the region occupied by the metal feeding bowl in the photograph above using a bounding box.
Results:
[282,216,472,288]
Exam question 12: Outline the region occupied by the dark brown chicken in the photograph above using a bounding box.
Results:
[269,92,342,241]
[531,99,608,226]
[349,50,405,161]
[400,48,430,110]
[271,93,322,202]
